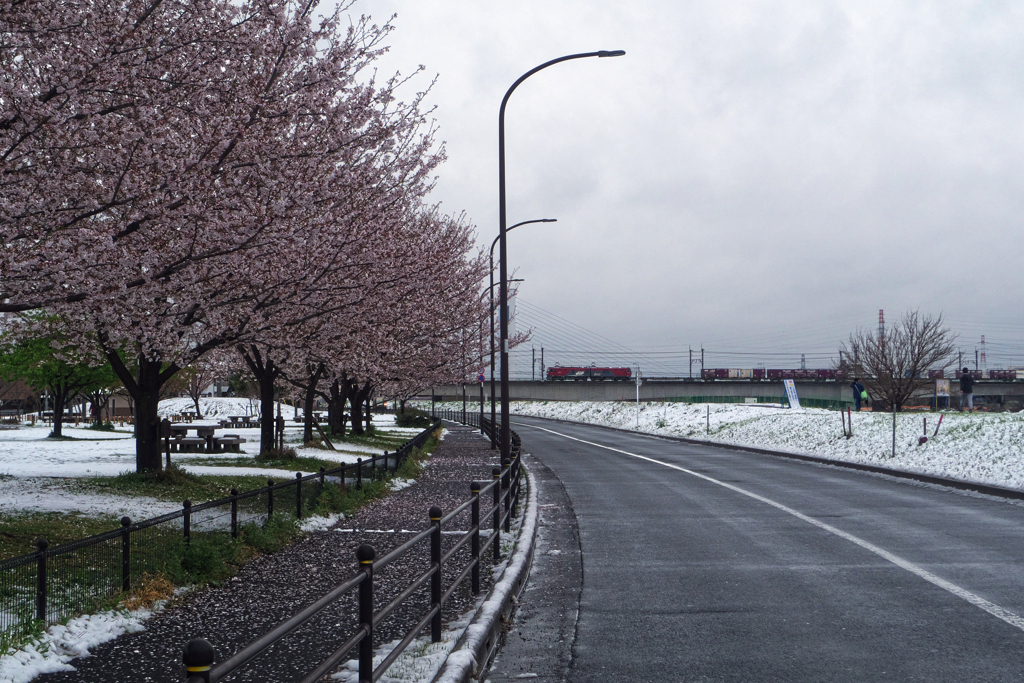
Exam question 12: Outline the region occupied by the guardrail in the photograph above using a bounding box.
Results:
[0,421,441,651]
[179,411,523,683]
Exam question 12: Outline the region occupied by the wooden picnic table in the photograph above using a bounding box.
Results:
[170,424,219,452]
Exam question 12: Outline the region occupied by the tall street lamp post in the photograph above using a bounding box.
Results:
[498,49,625,461]
[489,220,554,448]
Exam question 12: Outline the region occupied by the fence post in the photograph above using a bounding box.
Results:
[183,500,191,545]
[319,466,326,495]
[35,538,48,621]
[121,517,131,593]
[182,637,215,683]
[230,489,239,539]
[295,472,303,519]
[492,467,501,561]
[357,544,376,683]
[267,480,275,519]
[356,458,363,490]
[371,455,377,482]
[430,505,443,642]
[471,483,480,594]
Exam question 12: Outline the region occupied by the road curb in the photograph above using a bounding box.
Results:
[430,464,539,683]
[512,414,1024,502]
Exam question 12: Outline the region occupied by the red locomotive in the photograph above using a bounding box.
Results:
[546,366,632,381]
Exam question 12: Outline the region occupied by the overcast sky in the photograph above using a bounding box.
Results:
[350,0,1023,372]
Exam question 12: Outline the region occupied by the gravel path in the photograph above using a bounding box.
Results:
[38,424,503,683]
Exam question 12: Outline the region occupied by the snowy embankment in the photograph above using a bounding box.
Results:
[487,400,1024,491]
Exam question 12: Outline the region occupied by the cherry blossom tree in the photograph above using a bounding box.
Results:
[3,0,449,470]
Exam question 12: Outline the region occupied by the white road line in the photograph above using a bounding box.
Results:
[519,421,1024,633]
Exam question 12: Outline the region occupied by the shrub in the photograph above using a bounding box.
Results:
[395,408,434,429]
[257,446,298,461]
[117,462,201,486]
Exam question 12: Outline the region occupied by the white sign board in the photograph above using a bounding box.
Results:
[936,379,950,398]
[783,379,803,410]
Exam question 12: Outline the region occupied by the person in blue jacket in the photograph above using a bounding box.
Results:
[851,378,866,411]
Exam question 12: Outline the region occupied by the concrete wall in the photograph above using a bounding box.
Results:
[433,380,1024,408]
[435,380,844,403]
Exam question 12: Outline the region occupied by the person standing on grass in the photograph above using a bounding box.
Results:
[959,368,974,412]
[851,378,867,411]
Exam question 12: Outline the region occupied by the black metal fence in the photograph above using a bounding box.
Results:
[0,420,442,651]
[181,411,523,683]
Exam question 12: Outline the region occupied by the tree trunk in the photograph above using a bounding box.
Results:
[191,393,203,419]
[134,383,164,472]
[302,363,325,444]
[351,381,372,436]
[240,345,281,455]
[49,384,70,438]
[326,376,353,439]
[102,348,181,472]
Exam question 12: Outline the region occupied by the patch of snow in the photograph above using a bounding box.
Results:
[179,465,301,479]
[299,513,344,533]
[465,400,1024,491]
[0,607,153,683]
[0,478,181,518]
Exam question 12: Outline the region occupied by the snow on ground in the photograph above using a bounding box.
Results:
[0,606,154,683]
[433,400,1024,491]
[157,396,281,419]
[0,426,139,478]
[0,478,182,518]
[0,401,430,518]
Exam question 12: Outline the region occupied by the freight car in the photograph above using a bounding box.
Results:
[701,368,848,381]
[547,366,632,381]
[702,368,1020,381]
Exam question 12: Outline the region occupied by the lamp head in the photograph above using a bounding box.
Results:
[598,50,626,58]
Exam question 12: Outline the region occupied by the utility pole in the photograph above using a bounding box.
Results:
[540,347,545,381]
[800,354,806,370]
[975,349,979,372]
[532,347,535,381]
[701,347,705,374]
[689,347,692,379]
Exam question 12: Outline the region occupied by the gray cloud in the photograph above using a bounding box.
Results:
[352,0,1024,371]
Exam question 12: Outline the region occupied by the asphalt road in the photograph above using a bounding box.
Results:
[497,416,1024,682]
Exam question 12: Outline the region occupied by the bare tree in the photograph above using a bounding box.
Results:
[840,310,956,411]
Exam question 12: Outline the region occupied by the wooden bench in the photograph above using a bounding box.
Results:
[175,437,207,453]
[212,435,247,453]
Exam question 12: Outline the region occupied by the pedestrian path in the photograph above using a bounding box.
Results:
[35,425,500,683]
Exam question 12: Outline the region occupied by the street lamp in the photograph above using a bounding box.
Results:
[488,221,553,448]
[498,49,625,461]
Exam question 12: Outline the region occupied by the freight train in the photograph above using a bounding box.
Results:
[701,368,1019,381]
[546,366,632,381]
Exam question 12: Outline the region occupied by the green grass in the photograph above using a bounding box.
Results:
[0,511,125,561]
[70,464,275,504]
[179,454,345,473]
[0,425,444,655]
